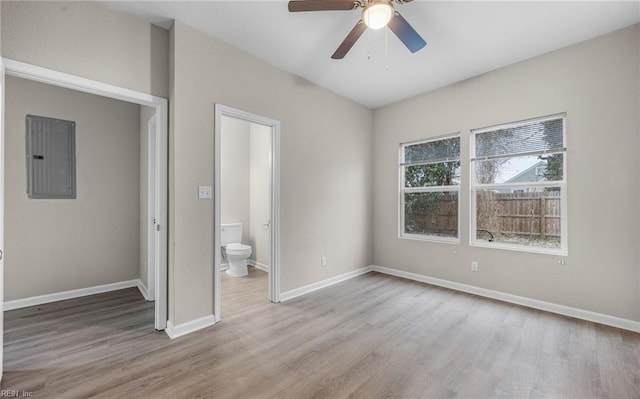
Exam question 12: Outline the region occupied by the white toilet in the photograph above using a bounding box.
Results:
[221,223,252,277]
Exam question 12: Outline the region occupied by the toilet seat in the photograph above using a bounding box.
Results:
[226,243,251,255]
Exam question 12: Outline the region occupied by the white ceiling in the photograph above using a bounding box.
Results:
[103,1,640,108]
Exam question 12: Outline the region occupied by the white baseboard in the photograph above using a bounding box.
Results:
[371,265,640,333]
[165,315,217,339]
[4,279,142,311]
[137,280,150,301]
[280,266,373,302]
[248,259,270,272]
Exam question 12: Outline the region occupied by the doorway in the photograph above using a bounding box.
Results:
[0,59,168,343]
[214,105,280,321]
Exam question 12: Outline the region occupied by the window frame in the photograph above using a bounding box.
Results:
[469,113,568,255]
[398,133,461,244]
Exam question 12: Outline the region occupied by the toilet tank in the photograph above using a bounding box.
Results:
[221,223,243,246]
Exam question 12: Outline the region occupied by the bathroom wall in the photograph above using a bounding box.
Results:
[249,123,271,268]
[4,76,141,300]
[220,116,250,245]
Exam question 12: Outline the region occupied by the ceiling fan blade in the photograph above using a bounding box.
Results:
[331,20,367,59]
[288,0,359,12]
[387,12,426,53]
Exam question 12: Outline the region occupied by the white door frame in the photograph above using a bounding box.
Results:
[0,57,6,381]
[147,114,158,302]
[0,58,169,332]
[214,104,281,321]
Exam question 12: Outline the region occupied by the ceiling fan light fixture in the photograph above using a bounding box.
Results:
[362,1,394,30]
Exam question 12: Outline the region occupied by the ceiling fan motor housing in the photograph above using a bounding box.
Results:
[362,0,394,30]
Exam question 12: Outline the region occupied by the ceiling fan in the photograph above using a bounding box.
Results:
[288,0,427,59]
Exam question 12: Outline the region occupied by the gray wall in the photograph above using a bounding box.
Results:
[1,1,169,98]
[170,21,373,324]
[373,26,640,322]
[4,76,141,300]
[220,116,251,246]
[249,123,272,267]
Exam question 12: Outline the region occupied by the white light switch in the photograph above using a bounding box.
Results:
[198,186,212,199]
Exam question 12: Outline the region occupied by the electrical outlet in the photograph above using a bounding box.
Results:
[471,261,479,272]
[321,256,327,267]
[198,185,212,199]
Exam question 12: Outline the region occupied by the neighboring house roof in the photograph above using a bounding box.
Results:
[505,161,547,183]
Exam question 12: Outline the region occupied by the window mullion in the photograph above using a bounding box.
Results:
[473,181,565,190]
[471,147,566,163]
[403,186,460,193]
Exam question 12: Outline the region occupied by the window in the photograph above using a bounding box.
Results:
[470,114,567,254]
[26,115,76,199]
[400,135,460,242]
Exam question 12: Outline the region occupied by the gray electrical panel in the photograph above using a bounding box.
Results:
[26,115,76,199]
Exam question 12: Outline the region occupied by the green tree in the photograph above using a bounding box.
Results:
[539,153,562,181]
[405,162,459,187]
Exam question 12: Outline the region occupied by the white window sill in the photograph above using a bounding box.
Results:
[399,234,460,245]
[471,240,567,256]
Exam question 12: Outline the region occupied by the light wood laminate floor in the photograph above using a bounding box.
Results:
[3,269,640,398]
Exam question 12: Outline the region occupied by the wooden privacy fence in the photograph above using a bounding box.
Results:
[406,191,561,242]
[477,191,561,241]
[405,193,458,236]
